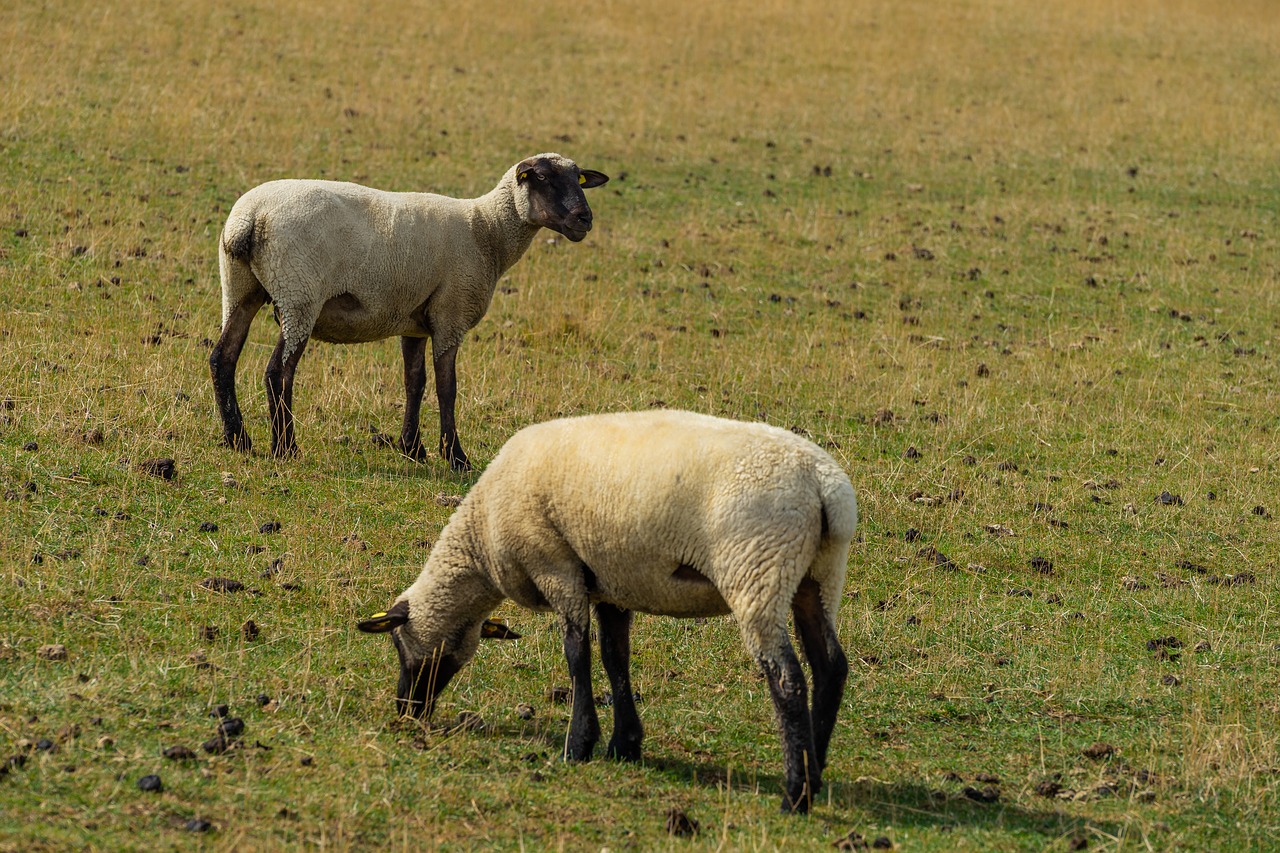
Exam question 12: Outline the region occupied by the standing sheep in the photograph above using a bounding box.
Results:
[357,410,857,813]
[209,153,609,470]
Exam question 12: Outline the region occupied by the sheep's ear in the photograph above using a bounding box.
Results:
[515,159,538,184]
[357,600,410,634]
[480,618,521,640]
[578,170,609,189]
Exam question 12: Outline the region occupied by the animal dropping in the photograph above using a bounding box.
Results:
[664,807,699,837]
[138,457,176,480]
[1082,742,1116,760]
[38,644,68,661]
[200,577,245,594]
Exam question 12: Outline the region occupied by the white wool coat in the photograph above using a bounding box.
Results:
[221,159,548,359]
[398,409,857,659]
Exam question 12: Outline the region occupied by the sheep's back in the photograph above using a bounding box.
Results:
[476,411,841,618]
[229,181,487,340]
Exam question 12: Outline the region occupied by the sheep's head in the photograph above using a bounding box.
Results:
[357,600,520,720]
[513,153,609,242]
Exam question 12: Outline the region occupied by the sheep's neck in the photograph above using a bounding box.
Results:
[472,186,540,278]
[420,501,501,615]
[418,557,501,628]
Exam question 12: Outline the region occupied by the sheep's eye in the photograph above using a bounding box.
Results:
[535,172,546,182]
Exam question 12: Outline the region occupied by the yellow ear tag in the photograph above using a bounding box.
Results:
[578,174,586,185]
[481,619,515,638]
[370,612,387,620]
[519,171,529,181]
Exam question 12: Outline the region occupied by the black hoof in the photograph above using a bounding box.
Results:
[780,796,811,815]
[398,438,429,462]
[440,435,471,472]
[780,783,817,814]
[270,443,299,460]
[606,741,642,762]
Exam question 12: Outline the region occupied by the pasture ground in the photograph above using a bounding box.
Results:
[2,0,1279,849]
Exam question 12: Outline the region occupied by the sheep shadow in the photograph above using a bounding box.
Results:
[641,754,1123,840]
[468,722,1119,841]
[365,456,480,484]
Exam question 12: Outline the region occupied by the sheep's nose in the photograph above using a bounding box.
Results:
[573,209,592,229]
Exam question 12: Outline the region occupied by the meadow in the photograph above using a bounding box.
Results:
[2,0,1279,849]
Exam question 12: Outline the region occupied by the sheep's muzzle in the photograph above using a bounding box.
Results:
[395,643,461,720]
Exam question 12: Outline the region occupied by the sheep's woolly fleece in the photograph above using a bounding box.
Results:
[396,409,857,658]
[220,159,557,357]
[364,408,857,813]
[211,152,606,467]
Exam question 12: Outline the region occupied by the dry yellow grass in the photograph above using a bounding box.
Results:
[3,0,1280,849]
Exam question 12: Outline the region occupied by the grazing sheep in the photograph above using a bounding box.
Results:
[209,154,609,470]
[357,409,856,813]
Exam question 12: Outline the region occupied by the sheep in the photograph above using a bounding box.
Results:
[209,153,609,471]
[357,409,857,813]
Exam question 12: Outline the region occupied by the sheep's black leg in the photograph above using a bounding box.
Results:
[265,334,308,458]
[210,294,265,452]
[432,341,470,472]
[792,577,848,772]
[758,644,820,814]
[398,336,429,461]
[560,615,600,762]
[596,603,643,761]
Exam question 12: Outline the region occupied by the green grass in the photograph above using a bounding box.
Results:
[3,0,1280,849]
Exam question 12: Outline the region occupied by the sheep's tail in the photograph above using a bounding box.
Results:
[810,455,858,622]
[217,203,268,330]
[221,208,259,264]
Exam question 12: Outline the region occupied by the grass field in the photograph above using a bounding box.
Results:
[3,0,1280,849]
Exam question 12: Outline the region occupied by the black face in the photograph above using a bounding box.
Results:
[392,631,461,720]
[517,158,609,242]
[357,604,522,720]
